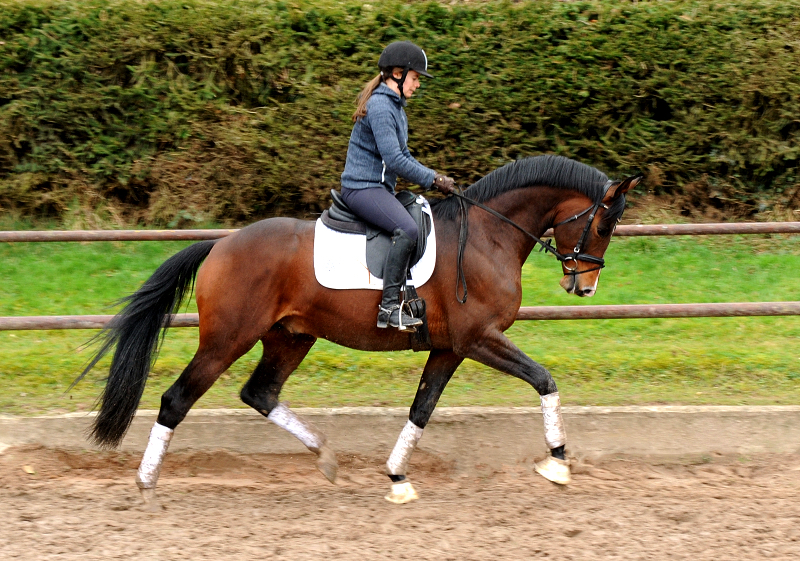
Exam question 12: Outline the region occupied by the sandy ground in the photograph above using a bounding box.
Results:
[2,446,800,560]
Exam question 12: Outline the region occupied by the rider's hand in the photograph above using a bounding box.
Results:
[433,173,456,195]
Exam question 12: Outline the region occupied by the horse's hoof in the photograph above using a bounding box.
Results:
[385,481,419,504]
[534,455,571,485]
[316,444,338,484]
[139,488,164,511]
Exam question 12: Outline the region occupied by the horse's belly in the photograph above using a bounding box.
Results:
[281,315,413,353]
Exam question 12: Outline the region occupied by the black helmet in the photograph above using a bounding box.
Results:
[378,41,433,78]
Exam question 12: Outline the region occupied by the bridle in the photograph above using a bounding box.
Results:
[449,181,612,303]
[548,198,609,275]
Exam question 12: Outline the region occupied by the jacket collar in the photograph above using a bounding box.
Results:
[374,82,407,107]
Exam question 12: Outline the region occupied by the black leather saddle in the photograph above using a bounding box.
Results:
[321,190,431,279]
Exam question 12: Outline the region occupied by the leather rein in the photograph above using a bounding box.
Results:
[449,185,610,303]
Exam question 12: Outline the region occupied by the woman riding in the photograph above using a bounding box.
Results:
[340,41,455,331]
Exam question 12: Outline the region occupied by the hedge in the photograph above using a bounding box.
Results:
[1,0,799,225]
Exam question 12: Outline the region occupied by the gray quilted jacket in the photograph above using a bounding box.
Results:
[340,83,435,193]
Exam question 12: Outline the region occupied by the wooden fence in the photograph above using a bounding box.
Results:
[1,222,799,330]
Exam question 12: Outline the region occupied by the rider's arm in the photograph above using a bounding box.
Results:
[369,100,435,189]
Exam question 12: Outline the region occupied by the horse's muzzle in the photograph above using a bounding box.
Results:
[560,275,597,297]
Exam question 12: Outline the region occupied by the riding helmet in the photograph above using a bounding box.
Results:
[378,41,433,78]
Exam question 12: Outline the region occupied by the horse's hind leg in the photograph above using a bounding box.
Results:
[239,327,337,483]
[385,349,463,504]
[136,334,256,509]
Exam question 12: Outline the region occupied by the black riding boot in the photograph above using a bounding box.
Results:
[377,228,423,331]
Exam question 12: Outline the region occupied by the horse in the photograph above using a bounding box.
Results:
[76,154,640,507]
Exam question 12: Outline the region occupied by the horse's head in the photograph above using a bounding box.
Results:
[552,175,641,297]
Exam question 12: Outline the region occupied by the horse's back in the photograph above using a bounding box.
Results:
[207,216,314,262]
[194,217,316,318]
[228,216,314,246]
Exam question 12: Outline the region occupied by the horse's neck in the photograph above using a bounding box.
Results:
[479,186,568,261]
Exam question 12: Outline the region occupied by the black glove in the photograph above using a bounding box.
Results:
[432,173,456,195]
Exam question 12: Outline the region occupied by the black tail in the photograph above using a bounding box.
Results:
[73,240,217,449]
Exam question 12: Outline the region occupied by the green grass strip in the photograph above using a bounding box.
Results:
[1,234,799,415]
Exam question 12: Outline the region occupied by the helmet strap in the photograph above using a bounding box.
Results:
[388,68,410,100]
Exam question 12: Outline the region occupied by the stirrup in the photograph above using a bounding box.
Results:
[377,304,422,331]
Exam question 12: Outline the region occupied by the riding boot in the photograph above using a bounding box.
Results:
[377,228,423,331]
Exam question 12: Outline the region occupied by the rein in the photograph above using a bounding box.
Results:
[449,187,609,303]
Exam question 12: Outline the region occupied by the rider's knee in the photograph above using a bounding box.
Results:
[399,222,418,241]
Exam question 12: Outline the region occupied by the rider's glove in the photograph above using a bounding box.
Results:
[432,173,456,195]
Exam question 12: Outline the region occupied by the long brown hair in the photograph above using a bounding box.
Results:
[352,67,398,122]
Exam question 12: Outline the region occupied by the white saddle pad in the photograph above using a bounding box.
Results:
[313,198,436,290]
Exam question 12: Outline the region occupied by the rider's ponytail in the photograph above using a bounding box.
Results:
[352,73,383,122]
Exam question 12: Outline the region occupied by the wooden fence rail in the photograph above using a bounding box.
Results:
[2,302,800,331]
[1,222,799,242]
[1,222,798,330]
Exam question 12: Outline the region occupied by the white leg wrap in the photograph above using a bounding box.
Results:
[541,392,567,449]
[386,420,424,475]
[136,422,174,490]
[268,402,325,451]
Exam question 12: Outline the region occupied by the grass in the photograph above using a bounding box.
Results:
[1,230,799,416]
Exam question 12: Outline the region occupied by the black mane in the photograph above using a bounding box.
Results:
[431,155,622,226]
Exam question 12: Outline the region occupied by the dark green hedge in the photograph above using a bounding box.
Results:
[1,0,799,225]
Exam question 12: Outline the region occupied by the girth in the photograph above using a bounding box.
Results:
[321,190,431,279]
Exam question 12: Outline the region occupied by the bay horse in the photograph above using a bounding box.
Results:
[77,154,640,507]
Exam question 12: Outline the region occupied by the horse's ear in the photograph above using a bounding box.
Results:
[604,175,643,202]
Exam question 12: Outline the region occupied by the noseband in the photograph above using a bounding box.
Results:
[450,185,610,303]
[546,200,608,275]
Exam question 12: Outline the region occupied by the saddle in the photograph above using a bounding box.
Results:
[320,189,432,352]
[321,190,431,279]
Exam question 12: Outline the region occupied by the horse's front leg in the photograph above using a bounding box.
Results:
[460,330,571,485]
[384,349,463,504]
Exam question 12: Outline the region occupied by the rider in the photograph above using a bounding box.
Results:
[340,40,455,331]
